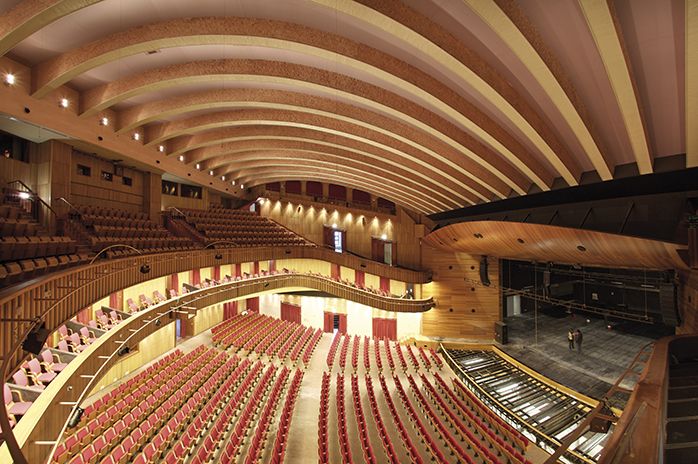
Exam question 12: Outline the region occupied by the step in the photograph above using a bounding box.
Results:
[666,418,698,444]
[667,398,698,419]
[668,385,698,401]
[665,442,698,464]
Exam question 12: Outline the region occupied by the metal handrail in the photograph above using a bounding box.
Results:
[57,197,82,217]
[5,180,58,217]
[439,344,594,464]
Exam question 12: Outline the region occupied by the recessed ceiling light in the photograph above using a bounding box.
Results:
[231,180,236,185]
[240,184,244,189]
[59,98,69,108]
[209,170,214,176]
[221,175,225,181]
[158,145,165,153]
[132,133,140,141]
[100,117,109,126]
[178,155,184,162]
[195,163,201,170]
[380,233,387,240]
[4,73,15,85]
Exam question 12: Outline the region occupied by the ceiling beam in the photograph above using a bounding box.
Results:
[578,0,653,175]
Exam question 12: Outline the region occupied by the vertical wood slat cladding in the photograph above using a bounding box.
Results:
[0,246,431,379]
[259,199,424,269]
[677,269,698,334]
[420,244,500,340]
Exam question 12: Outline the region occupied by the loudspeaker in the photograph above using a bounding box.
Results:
[659,283,680,326]
[22,322,50,355]
[494,321,508,344]
[479,256,490,287]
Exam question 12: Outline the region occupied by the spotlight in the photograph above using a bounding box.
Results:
[178,155,184,162]
[59,98,69,108]
[158,145,165,153]
[139,264,151,274]
[209,170,214,176]
[214,253,222,260]
[67,407,84,428]
[380,233,387,240]
[100,117,109,126]
[4,73,16,85]
[332,223,337,229]
[240,184,244,189]
[232,180,236,186]
[117,345,131,356]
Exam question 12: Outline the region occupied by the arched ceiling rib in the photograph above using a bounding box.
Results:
[0,0,687,216]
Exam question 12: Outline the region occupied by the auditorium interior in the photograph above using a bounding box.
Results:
[0,1,697,463]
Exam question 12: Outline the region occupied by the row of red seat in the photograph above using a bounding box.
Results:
[350,335,360,371]
[425,374,529,464]
[269,369,304,464]
[349,374,377,463]
[339,334,351,371]
[384,338,396,371]
[363,375,401,464]
[405,374,483,464]
[418,346,432,370]
[363,336,371,371]
[298,327,323,365]
[326,332,342,368]
[376,374,425,464]
[56,346,222,463]
[243,366,291,464]
[318,372,331,464]
[335,374,353,464]
[406,345,421,370]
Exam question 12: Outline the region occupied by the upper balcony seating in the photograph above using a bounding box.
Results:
[179,207,314,247]
[70,205,197,256]
[0,202,83,287]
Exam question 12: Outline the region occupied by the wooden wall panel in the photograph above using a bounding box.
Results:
[0,156,32,188]
[70,150,144,212]
[420,244,500,340]
[161,186,209,211]
[192,303,224,335]
[259,199,423,269]
[677,270,698,334]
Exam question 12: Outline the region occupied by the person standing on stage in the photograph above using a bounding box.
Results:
[574,329,583,353]
[568,329,575,351]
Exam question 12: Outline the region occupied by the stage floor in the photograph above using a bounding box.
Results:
[501,311,663,404]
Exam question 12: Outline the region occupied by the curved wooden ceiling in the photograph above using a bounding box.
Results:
[423,220,688,270]
[0,0,690,214]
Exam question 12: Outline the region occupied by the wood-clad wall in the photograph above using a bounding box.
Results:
[259,199,424,269]
[161,186,209,211]
[677,270,698,334]
[420,244,500,340]
[70,150,145,212]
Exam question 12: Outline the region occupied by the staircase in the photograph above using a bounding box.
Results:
[665,355,698,463]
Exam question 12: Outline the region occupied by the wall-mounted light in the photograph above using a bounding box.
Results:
[59,98,69,108]
[209,170,214,176]
[18,191,31,200]
[240,184,244,189]
[231,180,236,186]
[100,117,109,126]
[380,233,387,240]
[4,73,16,85]
[331,223,337,229]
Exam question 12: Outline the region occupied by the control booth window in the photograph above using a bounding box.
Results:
[101,171,113,182]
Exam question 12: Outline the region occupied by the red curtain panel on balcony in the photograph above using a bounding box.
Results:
[328,184,346,201]
[355,270,365,288]
[323,312,334,332]
[269,259,276,272]
[235,263,242,278]
[331,263,340,280]
[380,276,390,293]
[213,265,221,281]
[169,274,178,297]
[109,290,123,310]
[253,261,260,275]
[191,268,201,286]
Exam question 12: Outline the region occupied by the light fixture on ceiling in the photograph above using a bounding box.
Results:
[132,133,140,141]
[178,155,184,162]
[59,98,69,108]
[195,163,201,170]
[158,145,165,153]
[231,180,236,186]
[221,175,225,181]
[100,117,109,126]
[240,184,244,189]
[209,170,214,176]
[4,73,15,85]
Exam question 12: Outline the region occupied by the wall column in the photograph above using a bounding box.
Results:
[34,140,71,234]
[142,172,162,223]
